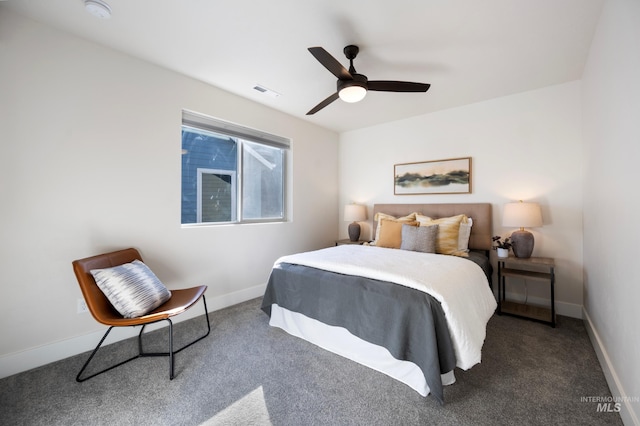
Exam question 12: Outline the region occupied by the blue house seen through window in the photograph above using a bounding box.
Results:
[181,127,238,224]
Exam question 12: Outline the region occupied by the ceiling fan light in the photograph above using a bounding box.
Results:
[339,85,367,103]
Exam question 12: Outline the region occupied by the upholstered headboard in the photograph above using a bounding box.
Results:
[372,203,493,251]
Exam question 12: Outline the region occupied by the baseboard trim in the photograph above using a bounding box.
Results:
[0,284,267,380]
[583,308,639,426]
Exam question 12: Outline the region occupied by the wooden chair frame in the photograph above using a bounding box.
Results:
[72,248,210,382]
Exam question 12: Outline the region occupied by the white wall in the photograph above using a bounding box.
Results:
[0,11,339,377]
[582,0,640,424]
[339,82,584,317]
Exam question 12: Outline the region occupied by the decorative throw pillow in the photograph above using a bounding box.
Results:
[457,217,473,253]
[416,214,469,256]
[372,212,418,245]
[377,218,418,249]
[417,215,473,252]
[401,224,438,253]
[415,214,431,225]
[90,260,172,318]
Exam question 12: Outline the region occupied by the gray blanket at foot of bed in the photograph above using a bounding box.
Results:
[261,263,456,405]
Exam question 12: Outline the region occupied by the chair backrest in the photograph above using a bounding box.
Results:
[72,248,143,325]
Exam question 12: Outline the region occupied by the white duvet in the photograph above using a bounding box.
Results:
[275,244,497,370]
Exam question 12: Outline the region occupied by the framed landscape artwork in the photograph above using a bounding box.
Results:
[394,157,472,195]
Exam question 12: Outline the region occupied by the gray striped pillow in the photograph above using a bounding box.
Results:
[90,260,171,318]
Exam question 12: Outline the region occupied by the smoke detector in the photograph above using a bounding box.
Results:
[84,0,112,19]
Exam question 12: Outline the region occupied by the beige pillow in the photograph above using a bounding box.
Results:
[377,218,418,249]
[372,212,418,245]
[416,214,469,256]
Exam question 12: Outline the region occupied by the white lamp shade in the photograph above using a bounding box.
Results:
[502,202,543,228]
[344,204,367,222]
[339,85,367,103]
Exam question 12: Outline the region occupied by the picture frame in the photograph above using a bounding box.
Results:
[394,157,472,195]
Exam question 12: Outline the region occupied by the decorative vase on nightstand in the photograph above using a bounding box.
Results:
[344,203,367,242]
[497,248,509,258]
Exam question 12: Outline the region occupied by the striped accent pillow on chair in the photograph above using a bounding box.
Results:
[90,260,172,318]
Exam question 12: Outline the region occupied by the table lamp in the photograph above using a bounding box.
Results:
[502,201,543,258]
[344,204,367,242]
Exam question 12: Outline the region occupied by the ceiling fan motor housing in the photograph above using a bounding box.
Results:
[337,73,368,92]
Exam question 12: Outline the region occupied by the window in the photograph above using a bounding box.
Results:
[181,111,288,225]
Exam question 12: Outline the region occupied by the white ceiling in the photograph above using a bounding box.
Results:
[2,0,604,133]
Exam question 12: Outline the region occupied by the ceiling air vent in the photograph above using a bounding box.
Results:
[253,84,281,99]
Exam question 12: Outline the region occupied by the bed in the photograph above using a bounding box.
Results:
[261,203,497,404]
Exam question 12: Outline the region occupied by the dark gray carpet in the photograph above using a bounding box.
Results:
[0,298,622,425]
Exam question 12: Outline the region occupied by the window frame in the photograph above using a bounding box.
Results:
[181,110,289,227]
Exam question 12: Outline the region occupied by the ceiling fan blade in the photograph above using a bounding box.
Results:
[368,81,430,92]
[306,92,340,115]
[308,47,352,80]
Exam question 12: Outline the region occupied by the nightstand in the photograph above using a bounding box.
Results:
[335,239,365,246]
[497,256,555,327]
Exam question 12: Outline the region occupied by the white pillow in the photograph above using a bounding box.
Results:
[90,260,172,318]
[458,217,473,252]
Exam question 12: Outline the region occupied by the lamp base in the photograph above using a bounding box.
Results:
[348,222,361,242]
[510,229,534,258]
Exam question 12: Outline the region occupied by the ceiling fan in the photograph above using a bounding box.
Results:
[306,45,430,115]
